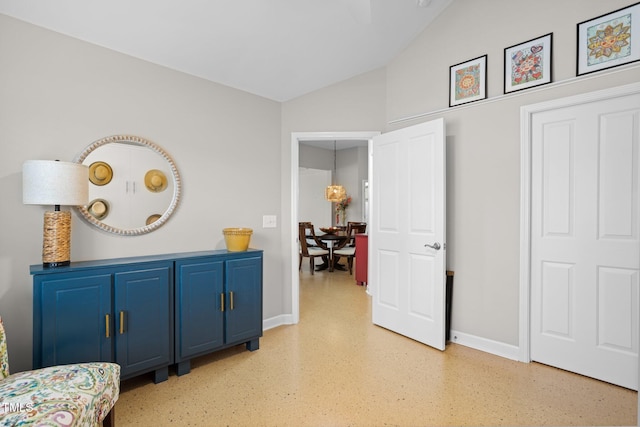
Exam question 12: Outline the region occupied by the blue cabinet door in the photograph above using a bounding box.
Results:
[114,264,173,379]
[175,259,224,361]
[225,257,263,344]
[38,273,112,368]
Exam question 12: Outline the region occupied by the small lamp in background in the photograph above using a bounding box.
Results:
[23,160,89,268]
[325,140,346,202]
[325,185,346,202]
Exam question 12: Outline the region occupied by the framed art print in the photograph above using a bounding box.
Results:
[449,55,487,107]
[504,33,553,94]
[577,2,640,76]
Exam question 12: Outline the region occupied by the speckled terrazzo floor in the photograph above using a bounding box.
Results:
[115,266,637,426]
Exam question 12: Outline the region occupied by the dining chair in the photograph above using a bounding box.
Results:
[298,222,329,275]
[332,222,367,274]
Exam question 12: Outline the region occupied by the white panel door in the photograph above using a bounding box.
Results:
[530,93,640,390]
[370,118,446,350]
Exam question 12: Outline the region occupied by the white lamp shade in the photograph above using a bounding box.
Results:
[23,160,89,206]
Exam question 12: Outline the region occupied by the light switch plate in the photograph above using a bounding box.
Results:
[262,215,277,228]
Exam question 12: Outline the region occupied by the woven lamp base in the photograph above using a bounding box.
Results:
[42,211,71,268]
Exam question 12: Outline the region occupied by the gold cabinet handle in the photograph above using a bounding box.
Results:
[220,293,225,312]
[230,291,234,310]
[105,314,110,338]
[119,311,125,334]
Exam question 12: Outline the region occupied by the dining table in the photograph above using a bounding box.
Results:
[316,231,350,272]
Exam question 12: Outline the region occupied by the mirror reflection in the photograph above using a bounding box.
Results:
[73,135,181,235]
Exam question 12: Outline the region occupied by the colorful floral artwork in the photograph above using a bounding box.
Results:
[449,55,486,107]
[504,33,552,94]
[510,45,544,87]
[586,16,631,66]
[577,2,640,76]
[455,64,481,101]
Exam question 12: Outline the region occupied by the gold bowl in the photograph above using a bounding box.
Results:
[223,228,253,251]
[320,226,341,234]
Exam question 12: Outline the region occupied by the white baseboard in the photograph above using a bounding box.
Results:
[263,314,295,331]
[449,329,520,361]
[262,318,520,362]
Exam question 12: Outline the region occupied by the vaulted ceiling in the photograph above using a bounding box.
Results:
[0,0,453,101]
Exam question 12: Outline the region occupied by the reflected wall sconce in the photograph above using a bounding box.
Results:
[23,160,89,268]
[325,141,346,202]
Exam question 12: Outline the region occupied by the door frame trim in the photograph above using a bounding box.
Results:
[519,81,640,362]
[290,131,380,324]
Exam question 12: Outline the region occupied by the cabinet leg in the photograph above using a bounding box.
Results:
[176,361,191,376]
[246,338,260,351]
[153,367,169,383]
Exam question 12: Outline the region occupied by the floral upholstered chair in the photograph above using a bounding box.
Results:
[0,316,120,426]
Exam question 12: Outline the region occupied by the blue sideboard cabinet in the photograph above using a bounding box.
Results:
[31,249,263,383]
[175,253,262,375]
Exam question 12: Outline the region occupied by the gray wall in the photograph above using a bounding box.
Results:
[298,167,332,230]
[299,144,368,224]
[0,14,283,372]
[282,0,640,350]
[335,146,368,224]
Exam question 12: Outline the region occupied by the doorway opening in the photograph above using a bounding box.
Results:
[290,132,379,324]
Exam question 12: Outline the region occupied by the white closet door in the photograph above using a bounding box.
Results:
[530,93,640,390]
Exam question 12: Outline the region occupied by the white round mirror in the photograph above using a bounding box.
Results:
[73,135,181,235]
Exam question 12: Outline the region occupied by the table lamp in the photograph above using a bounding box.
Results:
[23,160,89,268]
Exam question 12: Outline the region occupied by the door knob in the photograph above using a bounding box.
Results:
[424,242,441,250]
